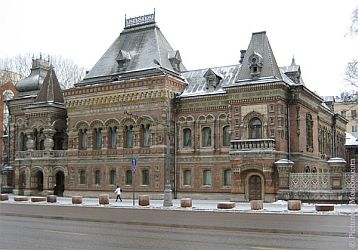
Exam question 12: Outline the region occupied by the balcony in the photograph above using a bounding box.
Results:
[231,139,276,151]
[15,150,67,159]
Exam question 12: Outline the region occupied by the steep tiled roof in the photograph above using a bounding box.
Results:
[35,67,64,104]
[80,22,186,85]
[235,31,282,84]
[180,65,240,97]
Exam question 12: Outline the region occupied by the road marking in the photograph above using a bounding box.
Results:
[251,247,289,250]
[43,230,88,236]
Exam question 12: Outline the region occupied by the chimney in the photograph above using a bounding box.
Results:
[239,50,246,64]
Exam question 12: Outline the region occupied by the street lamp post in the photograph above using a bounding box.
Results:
[163,107,173,207]
[124,106,173,207]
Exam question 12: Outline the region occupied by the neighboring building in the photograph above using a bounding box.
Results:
[345,132,358,168]
[0,81,17,192]
[9,13,349,201]
[334,96,358,138]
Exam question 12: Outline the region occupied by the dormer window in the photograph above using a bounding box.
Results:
[204,68,222,91]
[168,50,182,72]
[116,50,131,71]
[248,52,263,77]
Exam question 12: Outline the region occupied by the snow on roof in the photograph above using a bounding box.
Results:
[180,65,240,97]
[346,132,358,146]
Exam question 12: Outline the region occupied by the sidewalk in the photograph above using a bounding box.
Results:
[1,194,358,215]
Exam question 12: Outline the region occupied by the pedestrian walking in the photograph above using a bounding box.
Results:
[114,185,122,202]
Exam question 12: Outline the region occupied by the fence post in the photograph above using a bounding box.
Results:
[328,158,346,190]
[275,159,294,190]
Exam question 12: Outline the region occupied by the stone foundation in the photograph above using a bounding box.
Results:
[288,200,301,210]
[0,194,9,201]
[217,202,236,209]
[250,200,263,210]
[139,195,150,206]
[180,198,192,208]
[315,204,335,212]
[14,196,29,202]
[72,196,83,204]
[47,195,57,203]
[99,194,109,205]
[31,197,47,202]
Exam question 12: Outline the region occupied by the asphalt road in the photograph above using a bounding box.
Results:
[0,203,356,250]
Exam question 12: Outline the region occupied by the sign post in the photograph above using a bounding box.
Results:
[131,159,137,206]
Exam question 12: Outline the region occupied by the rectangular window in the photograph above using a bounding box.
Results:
[142,169,149,185]
[125,170,132,185]
[202,127,212,147]
[352,110,357,119]
[203,170,212,186]
[224,169,232,186]
[183,170,191,186]
[95,170,101,185]
[269,104,274,112]
[110,170,116,185]
[269,117,275,125]
[79,170,86,184]
[352,126,357,133]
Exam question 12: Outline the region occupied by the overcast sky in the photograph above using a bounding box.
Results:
[1,0,357,96]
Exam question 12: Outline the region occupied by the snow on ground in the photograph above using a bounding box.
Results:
[1,194,357,215]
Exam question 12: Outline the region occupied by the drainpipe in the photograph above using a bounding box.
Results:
[174,113,178,199]
[332,114,337,157]
[173,94,180,199]
[287,90,292,160]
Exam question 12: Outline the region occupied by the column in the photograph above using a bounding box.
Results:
[43,128,56,150]
[275,159,294,190]
[328,157,346,189]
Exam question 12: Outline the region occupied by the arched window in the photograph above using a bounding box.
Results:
[311,167,317,173]
[306,113,313,152]
[94,128,103,149]
[19,132,27,151]
[95,170,101,185]
[249,118,262,139]
[110,170,116,185]
[183,170,191,186]
[304,166,310,173]
[33,129,39,150]
[222,126,231,146]
[202,127,212,147]
[183,128,192,147]
[79,129,88,149]
[203,169,212,186]
[79,170,86,184]
[142,124,150,147]
[125,170,132,185]
[224,169,232,186]
[125,125,134,148]
[109,126,117,149]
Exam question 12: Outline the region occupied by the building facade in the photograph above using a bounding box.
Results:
[334,98,358,138]
[9,13,348,201]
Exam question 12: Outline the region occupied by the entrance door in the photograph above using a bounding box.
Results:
[248,175,262,200]
[36,171,43,192]
[55,171,65,196]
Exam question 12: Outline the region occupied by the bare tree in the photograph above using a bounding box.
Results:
[345,59,358,88]
[345,6,358,89]
[0,53,86,89]
[349,5,358,35]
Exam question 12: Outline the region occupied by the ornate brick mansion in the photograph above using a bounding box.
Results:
[7,13,348,201]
